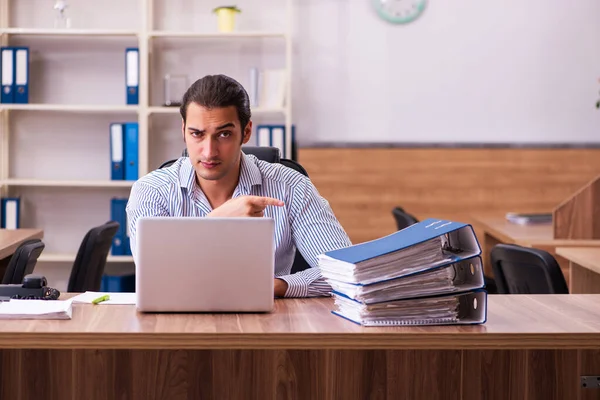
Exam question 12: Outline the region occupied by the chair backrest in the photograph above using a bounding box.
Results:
[392,206,419,230]
[490,243,569,294]
[67,221,120,292]
[1,239,45,284]
[159,146,312,274]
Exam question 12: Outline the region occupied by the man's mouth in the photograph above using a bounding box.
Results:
[200,161,220,169]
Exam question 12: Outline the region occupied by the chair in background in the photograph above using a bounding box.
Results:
[159,146,311,274]
[391,206,419,230]
[1,239,45,284]
[490,243,569,294]
[67,221,120,292]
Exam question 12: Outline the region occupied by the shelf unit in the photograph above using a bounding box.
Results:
[0,0,293,276]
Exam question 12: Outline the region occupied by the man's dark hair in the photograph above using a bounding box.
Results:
[180,74,251,132]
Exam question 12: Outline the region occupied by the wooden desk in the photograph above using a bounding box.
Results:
[0,229,44,278]
[1,296,600,399]
[472,216,600,286]
[556,247,600,294]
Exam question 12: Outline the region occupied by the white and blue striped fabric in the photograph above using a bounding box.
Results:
[126,153,352,298]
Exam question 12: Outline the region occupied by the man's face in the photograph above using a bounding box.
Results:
[182,102,252,182]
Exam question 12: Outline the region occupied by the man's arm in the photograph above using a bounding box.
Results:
[125,181,170,259]
[277,177,352,298]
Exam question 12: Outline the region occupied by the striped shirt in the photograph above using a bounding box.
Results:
[126,153,352,298]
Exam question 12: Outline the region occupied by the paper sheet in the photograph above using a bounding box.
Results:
[0,299,73,320]
[70,291,136,305]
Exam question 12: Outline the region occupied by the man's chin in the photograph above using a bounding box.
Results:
[197,169,226,181]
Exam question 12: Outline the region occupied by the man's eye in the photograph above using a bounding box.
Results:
[220,131,231,138]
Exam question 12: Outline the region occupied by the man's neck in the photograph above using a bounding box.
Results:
[197,159,242,210]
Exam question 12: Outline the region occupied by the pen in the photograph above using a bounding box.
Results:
[92,294,110,304]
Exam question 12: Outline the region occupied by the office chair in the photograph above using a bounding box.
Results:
[159,146,311,274]
[490,243,569,294]
[67,221,120,292]
[391,206,419,230]
[1,239,45,284]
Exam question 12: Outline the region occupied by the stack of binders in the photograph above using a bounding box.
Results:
[318,218,487,326]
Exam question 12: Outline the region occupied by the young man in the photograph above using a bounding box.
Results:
[126,74,351,298]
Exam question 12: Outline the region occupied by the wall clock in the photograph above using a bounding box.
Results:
[372,0,427,25]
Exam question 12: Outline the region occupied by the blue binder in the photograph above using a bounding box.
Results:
[124,122,138,181]
[13,47,29,104]
[110,198,127,255]
[323,218,481,265]
[0,47,14,104]
[319,218,482,286]
[125,48,139,105]
[1,197,20,229]
[100,274,135,292]
[110,123,124,180]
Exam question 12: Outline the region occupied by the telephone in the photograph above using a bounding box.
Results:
[0,275,60,300]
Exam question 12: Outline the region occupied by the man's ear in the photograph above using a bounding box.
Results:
[242,120,253,145]
[181,119,186,142]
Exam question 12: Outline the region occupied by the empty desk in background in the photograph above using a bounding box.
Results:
[0,229,44,278]
[1,295,600,399]
[556,247,600,294]
[472,216,600,288]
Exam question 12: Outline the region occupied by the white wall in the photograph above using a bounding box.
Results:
[292,0,600,144]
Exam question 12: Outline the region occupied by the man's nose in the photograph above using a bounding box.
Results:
[202,137,218,159]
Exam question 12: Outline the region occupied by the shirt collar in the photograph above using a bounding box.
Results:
[178,152,263,193]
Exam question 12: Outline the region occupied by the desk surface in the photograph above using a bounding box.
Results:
[472,216,600,247]
[0,229,44,260]
[556,247,600,275]
[1,295,600,350]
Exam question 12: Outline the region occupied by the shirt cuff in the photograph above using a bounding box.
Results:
[278,274,309,298]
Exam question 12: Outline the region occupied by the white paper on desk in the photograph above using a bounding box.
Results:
[70,291,136,305]
[0,299,73,320]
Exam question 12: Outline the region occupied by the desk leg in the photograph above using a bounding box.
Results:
[570,262,600,294]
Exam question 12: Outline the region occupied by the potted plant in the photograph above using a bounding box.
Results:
[213,6,241,33]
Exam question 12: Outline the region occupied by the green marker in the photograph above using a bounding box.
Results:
[92,294,110,304]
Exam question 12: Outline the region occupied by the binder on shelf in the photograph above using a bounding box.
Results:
[332,289,487,326]
[124,122,139,181]
[125,48,139,105]
[13,47,29,104]
[256,125,271,147]
[1,197,21,229]
[271,125,285,159]
[110,123,124,180]
[100,274,135,293]
[1,47,14,104]
[110,198,127,255]
[255,124,296,160]
[124,210,131,256]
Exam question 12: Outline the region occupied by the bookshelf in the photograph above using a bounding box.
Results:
[0,0,293,289]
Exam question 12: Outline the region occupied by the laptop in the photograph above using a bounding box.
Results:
[135,217,275,313]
